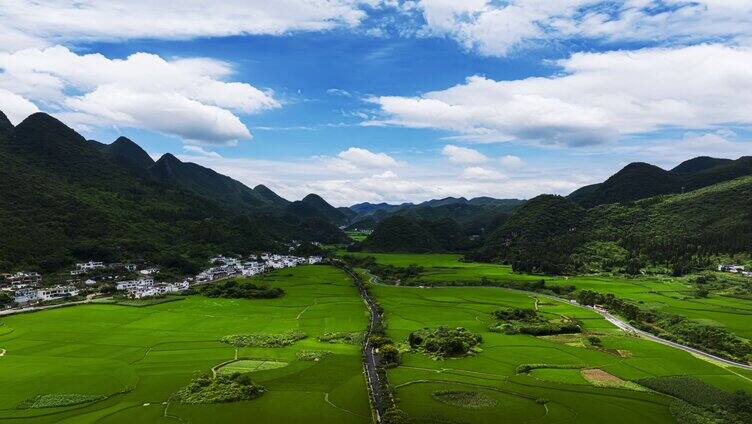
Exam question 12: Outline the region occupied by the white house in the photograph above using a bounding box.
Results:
[76,261,104,272]
[13,287,40,304]
[718,264,745,273]
[37,286,79,301]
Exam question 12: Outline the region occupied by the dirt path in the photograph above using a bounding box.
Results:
[0,348,5,357]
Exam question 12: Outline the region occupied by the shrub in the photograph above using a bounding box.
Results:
[408,326,482,358]
[220,330,306,348]
[296,350,331,361]
[174,372,265,404]
[317,332,364,345]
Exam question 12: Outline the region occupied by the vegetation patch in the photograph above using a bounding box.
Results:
[18,394,105,409]
[580,368,644,390]
[516,363,584,374]
[638,376,752,424]
[317,331,364,345]
[174,372,265,404]
[109,296,185,307]
[194,278,284,299]
[218,360,289,374]
[220,330,306,348]
[489,307,581,336]
[408,326,482,358]
[296,350,332,361]
[431,390,498,409]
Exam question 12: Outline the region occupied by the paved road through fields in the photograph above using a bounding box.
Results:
[337,264,386,423]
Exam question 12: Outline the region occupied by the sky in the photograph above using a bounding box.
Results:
[0,1,751,206]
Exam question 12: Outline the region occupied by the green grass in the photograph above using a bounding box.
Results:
[218,360,289,374]
[372,283,752,423]
[0,265,371,423]
[345,231,369,242]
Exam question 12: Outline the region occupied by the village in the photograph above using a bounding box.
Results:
[0,253,323,308]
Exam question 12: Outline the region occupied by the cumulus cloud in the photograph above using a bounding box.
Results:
[0,0,371,50]
[412,0,752,57]
[0,46,279,144]
[368,44,752,146]
[442,144,488,164]
[0,88,39,124]
[500,155,525,170]
[338,147,399,168]
[183,145,222,159]
[461,166,506,180]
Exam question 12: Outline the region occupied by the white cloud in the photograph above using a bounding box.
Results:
[441,144,488,164]
[0,46,279,144]
[614,130,752,167]
[183,145,222,159]
[413,1,752,57]
[461,166,506,180]
[337,147,399,168]
[0,88,39,124]
[0,0,371,50]
[327,88,352,97]
[500,155,525,170]
[369,44,752,146]
[176,151,589,206]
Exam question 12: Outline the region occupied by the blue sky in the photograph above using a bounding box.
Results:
[0,1,751,205]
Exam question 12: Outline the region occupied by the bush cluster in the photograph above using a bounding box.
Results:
[174,373,265,404]
[317,332,364,345]
[408,326,482,358]
[195,279,284,299]
[489,308,582,336]
[220,330,306,348]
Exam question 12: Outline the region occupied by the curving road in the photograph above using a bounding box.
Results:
[596,308,752,370]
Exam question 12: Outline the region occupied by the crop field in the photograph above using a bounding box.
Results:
[372,284,752,423]
[346,252,752,338]
[0,265,370,423]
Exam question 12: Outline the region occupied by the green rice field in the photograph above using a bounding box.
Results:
[2,255,751,423]
[373,283,752,423]
[0,265,370,423]
[345,252,752,339]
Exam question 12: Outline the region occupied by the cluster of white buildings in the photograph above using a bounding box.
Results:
[718,264,752,277]
[1,271,42,286]
[8,285,79,304]
[115,278,189,299]
[195,254,322,283]
[71,261,139,276]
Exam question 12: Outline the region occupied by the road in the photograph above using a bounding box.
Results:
[364,273,752,371]
[336,263,386,423]
[597,308,752,370]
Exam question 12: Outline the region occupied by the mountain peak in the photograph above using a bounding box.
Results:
[671,156,732,174]
[158,153,181,163]
[302,193,326,203]
[107,136,155,169]
[0,110,12,135]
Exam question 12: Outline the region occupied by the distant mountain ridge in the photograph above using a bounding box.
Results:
[568,156,752,208]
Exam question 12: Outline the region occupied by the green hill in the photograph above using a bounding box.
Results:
[284,194,350,226]
[478,177,752,273]
[361,215,471,253]
[0,111,345,272]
